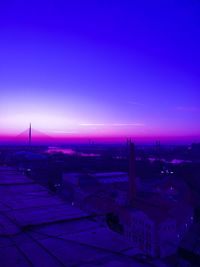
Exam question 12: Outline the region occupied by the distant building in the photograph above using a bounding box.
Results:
[121,198,194,258]
[119,141,194,258]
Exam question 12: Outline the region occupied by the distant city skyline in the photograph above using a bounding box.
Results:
[0,1,200,143]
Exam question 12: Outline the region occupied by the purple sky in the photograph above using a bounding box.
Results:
[0,1,200,143]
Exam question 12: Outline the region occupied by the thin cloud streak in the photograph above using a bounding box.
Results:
[111,123,145,127]
[80,123,105,126]
[176,106,200,112]
[80,123,145,127]
[127,101,144,106]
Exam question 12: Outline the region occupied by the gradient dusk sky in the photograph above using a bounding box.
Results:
[0,1,200,143]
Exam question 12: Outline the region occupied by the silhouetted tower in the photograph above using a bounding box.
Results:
[126,137,130,157]
[29,123,32,147]
[128,139,136,204]
[155,140,161,160]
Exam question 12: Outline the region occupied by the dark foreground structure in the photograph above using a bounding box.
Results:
[0,166,153,267]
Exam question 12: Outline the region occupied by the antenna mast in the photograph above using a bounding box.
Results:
[29,123,32,147]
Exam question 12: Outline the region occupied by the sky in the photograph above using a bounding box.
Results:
[0,0,200,143]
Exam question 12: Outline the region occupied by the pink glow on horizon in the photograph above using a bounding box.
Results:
[0,130,199,145]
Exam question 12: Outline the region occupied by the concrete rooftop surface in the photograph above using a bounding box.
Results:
[0,166,152,267]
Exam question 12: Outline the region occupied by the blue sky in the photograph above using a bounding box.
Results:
[0,1,200,142]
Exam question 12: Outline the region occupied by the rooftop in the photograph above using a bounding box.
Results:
[0,166,152,267]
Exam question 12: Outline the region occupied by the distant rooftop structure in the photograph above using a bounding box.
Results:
[94,172,128,184]
[93,172,127,178]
